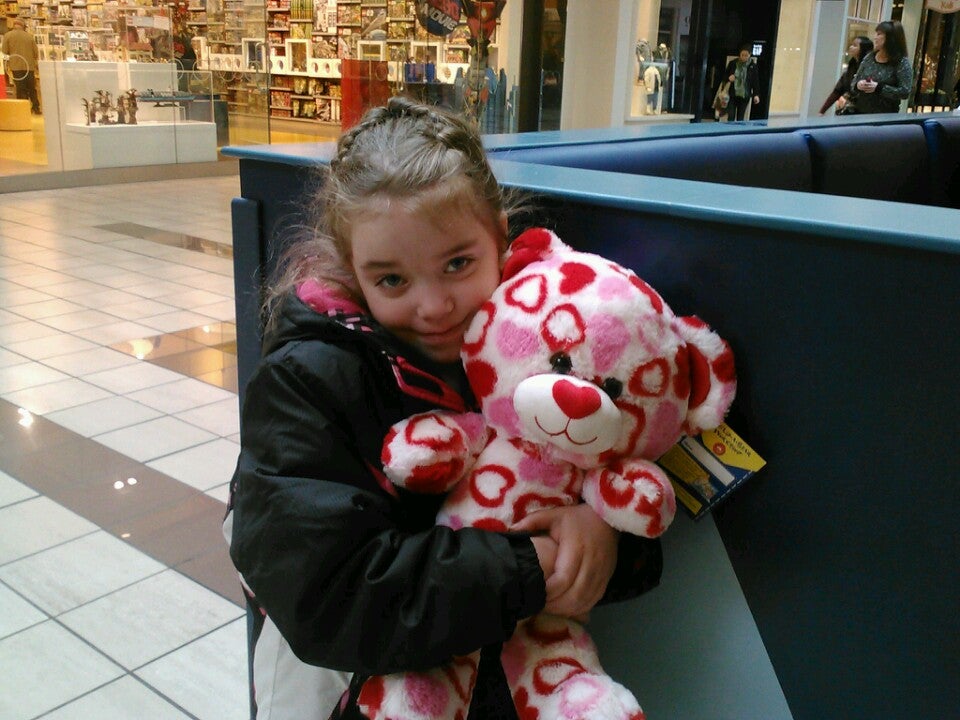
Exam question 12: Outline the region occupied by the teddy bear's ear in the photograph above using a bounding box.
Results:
[674,316,737,435]
[501,228,568,281]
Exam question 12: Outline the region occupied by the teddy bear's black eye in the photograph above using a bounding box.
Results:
[602,378,623,399]
[550,352,572,374]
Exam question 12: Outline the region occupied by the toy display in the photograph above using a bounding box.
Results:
[80,88,139,125]
[78,87,210,125]
[358,228,737,720]
[139,88,196,106]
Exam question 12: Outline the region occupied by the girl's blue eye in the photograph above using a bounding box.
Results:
[377,274,404,288]
[447,256,472,272]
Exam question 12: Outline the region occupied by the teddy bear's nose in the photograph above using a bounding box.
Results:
[552,379,602,419]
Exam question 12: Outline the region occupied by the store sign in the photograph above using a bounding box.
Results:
[416,0,461,36]
[926,0,960,12]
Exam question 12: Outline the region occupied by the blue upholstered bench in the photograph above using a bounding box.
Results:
[922,116,960,207]
[801,123,932,204]
[490,115,960,208]
[493,130,815,193]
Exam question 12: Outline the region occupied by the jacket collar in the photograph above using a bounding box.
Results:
[267,283,469,413]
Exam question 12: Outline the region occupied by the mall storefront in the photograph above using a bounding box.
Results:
[0,0,954,188]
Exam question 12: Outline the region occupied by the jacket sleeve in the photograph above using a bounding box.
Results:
[820,88,842,114]
[832,72,848,98]
[821,68,851,112]
[229,346,546,675]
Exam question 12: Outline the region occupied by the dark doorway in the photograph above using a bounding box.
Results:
[515,0,567,132]
[539,0,566,130]
[698,0,781,121]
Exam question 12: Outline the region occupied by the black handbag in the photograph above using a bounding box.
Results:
[836,100,858,115]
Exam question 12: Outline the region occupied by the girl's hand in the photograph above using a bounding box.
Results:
[513,504,619,618]
[857,79,877,93]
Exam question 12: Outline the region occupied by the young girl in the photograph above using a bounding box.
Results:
[225,96,663,720]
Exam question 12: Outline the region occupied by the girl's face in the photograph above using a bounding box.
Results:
[873,31,885,53]
[848,40,861,58]
[350,200,505,364]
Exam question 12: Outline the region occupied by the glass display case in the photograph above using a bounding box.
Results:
[626,2,693,124]
[631,36,678,119]
[39,60,218,170]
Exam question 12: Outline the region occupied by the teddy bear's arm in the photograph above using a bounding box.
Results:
[381,411,489,494]
[581,458,677,538]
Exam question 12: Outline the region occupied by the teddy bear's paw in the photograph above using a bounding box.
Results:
[358,657,478,720]
[381,412,475,494]
[582,460,676,538]
[524,667,645,720]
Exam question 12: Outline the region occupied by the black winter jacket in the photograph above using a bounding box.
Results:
[228,289,663,720]
[725,57,760,99]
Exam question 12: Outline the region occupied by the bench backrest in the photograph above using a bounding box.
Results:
[802,123,931,204]
[922,116,960,207]
[495,130,814,192]
[491,115,960,207]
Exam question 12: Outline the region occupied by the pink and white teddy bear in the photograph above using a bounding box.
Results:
[359,228,736,720]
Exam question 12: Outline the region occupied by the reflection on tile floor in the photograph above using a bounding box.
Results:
[0,176,249,719]
[96,223,235,259]
[110,321,238,394]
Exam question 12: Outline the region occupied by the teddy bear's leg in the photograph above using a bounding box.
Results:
[357,652,480,720]
[502,615,646,720]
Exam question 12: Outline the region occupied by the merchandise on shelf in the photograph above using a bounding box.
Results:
[25,0,500,127]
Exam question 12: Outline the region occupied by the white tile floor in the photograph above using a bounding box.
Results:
[0,175,250,720]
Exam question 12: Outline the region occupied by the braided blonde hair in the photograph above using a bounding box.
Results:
[264,96,508,331]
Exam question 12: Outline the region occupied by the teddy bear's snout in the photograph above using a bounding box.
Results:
[513,374,622,455]
[552,378,602,418]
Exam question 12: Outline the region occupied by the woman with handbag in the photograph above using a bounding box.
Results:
[820,36,872,115]
[842,20,912,115]
[724,45,760,121]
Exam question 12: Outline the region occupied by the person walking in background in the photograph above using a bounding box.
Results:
[725,44,760,121]
[2,18,40,114]
[844,20,912,115]
[820,35,873,115]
